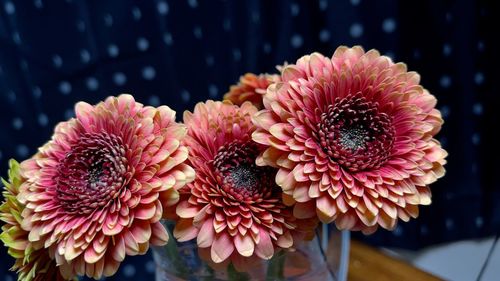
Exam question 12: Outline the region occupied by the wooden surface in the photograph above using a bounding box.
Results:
[348,240,443,281]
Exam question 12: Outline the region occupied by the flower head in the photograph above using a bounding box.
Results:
[174,101,316,269]
[252,46,447,234]
[1,159,72,281]
[18,94,194,278]
[224,73,280,109]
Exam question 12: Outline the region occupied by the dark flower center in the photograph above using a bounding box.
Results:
[213,140,276,200]
[316,93,395,172]
[55,132,129,214]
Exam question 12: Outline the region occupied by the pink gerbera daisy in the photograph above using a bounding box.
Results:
[18,94,194,278]
[252,46,447,234]
[224,73,280,109]
[1,160,75,281]
[174,101,316,270]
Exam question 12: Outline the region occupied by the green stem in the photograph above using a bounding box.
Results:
[162,226,190,278]
[266,251,286,281]
[228,263,251,281]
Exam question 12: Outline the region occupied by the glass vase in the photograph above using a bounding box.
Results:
[152,221,349,281]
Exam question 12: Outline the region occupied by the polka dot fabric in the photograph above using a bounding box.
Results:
[0,0,498,280]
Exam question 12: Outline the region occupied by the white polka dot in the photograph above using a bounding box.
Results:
[420,225,429,235]
[122,264,136,277]
[38,113,48,126]
[319,0,328,10]
[76,20,85,32]
[208,84,218,98]
[319,29,330,42]
[439,136,448,147]
[145,260,155,273]
[471,133,480,145]
[188,0,198,8]
[440,105,450,118]
[471,162,478,174]
[474,72,484,85]
[223,18,231,31]
[17,145,29,158]
[7,91,16,102]
[475,216,484,228]
[34,0,43,9]
[251,11,260,23]
[107,44,119,57]
[20,60,28,70]
[384,51,395,60]
[132,7,142,20]
[59,81,72,95]
[52,55,63,68]
[137,37,149,51]
[263,42,272,54]
[439,75,452,88]
[393,225,403,236]
[142,66,156,80]
[193,26,203,39]
[477,40,485,52]
[445,218,454,230]
[32,87,42,98]
[382,18,396,33]
[445,192,453,200]
[4,2,15,15]
[157,1,169,15]
[232,49,241,61]
[443,44,452,56]
[4,274,13,281]
[64,108,74,119]
[445,12,453,22]
[12,32,21,45]
[148,95,160,106]
[290,3,300,16]
[12,118,23,130]
[103,14,113,26]
[113,72,127,86]
[80,49,91,63]
[205,55,215,66]
[181,90,191,102]
[163,32,173,45]
[413,49,421,59]
[349,23,363,38]
[350,0,361,6]
[290,34,303,48]
[473,103,483,115]
[86,77,99,91]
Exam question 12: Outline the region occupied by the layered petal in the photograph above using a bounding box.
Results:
[224,73,281,109]
[174,101,317,269]
[17,95,193,279]
[0,159,74,281]
[252,46,447,233]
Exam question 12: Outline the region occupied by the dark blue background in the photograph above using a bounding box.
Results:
[1,0,498,280]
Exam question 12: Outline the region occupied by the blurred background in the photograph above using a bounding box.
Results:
[0,0,498,280]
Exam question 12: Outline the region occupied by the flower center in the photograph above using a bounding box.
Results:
[55,132,129,214]
[213,140,276,200]
[316,93,395,172]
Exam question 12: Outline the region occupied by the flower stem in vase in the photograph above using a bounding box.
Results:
[228,263,250,281]
[163,225,190,278]
[265,251,286,281]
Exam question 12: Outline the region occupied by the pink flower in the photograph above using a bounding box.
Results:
[174,101,316,270]
[224,73,280,109]
[252,46,447,234]
[18,95,194,278]
[1,160,74,281]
